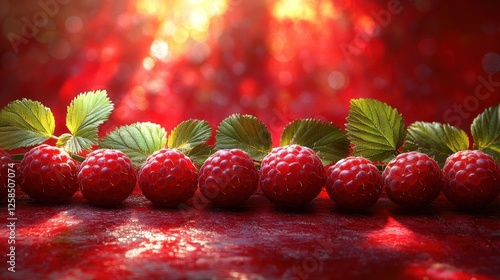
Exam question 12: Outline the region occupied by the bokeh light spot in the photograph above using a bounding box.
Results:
[188,42,211,64]
[65,16,83,34]
[328,71,346,90]
[143,57,155,70]
[273,0,316,21]
[482,52,500,74]
[269,32,296,62]
[357,16,378,37]
[150,39,169,61]
[212,91,229,106]
[131,86,149,111]
[188,10,209,32]
[172,26,189,44]
[47,38,71,60]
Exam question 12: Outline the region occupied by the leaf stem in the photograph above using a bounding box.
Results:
[70,153,86,162]
[11,154,25,162]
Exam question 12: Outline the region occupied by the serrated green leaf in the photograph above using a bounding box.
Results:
[57,133,95,155]
[63,90,113,153]
[168,120,212,155]
[0,99,55,149]
[471,104,500,162]
[185,144,214,167]
[405,122,469,166]
[346,98,406,162]
[280,119,349,165]
[216,114,272,161]
[100,122,167,167]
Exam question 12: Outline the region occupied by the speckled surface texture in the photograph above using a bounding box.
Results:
[2,188,500,280]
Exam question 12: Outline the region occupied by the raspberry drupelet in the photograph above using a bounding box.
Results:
[198,149,258,206]
[139,148,198,207]
[382,151,442,208]
[78,149,136,206]
[442,150,500,209]
[326,156,382,210]
[19,144,79,203]
[259,145,326,206]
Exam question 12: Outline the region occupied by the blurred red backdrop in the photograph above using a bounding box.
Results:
[1,0,499,145]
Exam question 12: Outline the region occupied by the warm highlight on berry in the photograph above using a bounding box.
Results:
[19,144,79,203]
[199,149,258,206]
[326,156,382,210]
[139,148,198,207]
[442,150,500,209]
[260,145,326,206]
[78,149,136,206]
[382,151,442,208]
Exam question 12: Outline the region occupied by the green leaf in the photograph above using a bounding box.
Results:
[405,122,469,166]
[471,104,500,162]
[346,98,406,162]
[100,122,167,167]
[168,120,212,155]
[185,143,214,167]
[216,114,272,161]
[62,90,113,153]
[0,99,55,149]
[280,119,350,165]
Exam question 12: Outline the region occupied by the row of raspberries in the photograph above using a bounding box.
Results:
[2,145,499,210]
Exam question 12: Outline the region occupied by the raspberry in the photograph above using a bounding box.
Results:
[1,149,16,200]
[326,156,382,210]
[259,145,326,206]
[78,149,136,206]
[382,151,442,208]
[139,148,198,207]
[19,144,79,203]
[442,150,500,209]
[198,149,258,206]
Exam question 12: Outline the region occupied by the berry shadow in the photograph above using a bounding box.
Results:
[387,195,500,279]
[203,203,255,213]
[268,201,324,214]
[330,204,380,216]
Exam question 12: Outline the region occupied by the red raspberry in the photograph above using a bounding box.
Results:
[198,149,258,206]
[259,145,326,206]
[1,149,16,200]
[442,150,500,209]
[326,156,382,210]
[139,148,198,207]
[382,151,442,208]
[78,149,136,206]
[19,144,79,203]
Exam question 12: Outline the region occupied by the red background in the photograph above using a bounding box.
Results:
[1,1,500,279]
[1,0,499,145]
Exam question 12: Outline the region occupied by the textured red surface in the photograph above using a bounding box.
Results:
[2,188,500,279]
